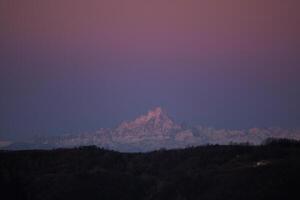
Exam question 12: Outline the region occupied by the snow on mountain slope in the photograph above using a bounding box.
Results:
[4,107,300,152]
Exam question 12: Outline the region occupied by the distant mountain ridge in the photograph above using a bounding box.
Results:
[4,107,300,151]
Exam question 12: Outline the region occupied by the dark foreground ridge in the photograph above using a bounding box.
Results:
[1,138,300,200]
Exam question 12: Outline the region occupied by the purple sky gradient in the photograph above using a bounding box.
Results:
[1,0,300,140]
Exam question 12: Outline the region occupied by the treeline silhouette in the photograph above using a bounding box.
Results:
[1,138,300,200]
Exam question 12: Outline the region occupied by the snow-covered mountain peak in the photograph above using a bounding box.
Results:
[118,107,178,131]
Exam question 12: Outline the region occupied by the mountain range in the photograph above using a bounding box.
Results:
[3,107,300,151]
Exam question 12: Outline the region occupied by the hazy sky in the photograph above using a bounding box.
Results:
[1,0,300,140]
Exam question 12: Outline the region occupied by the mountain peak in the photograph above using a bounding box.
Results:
[146,107,165,119]
[118,107,178,131]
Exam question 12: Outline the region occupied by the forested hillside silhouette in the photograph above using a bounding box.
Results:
[1,138,300,200]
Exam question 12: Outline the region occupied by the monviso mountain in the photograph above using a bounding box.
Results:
[6,107,300,151]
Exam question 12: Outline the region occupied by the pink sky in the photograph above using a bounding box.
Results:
[0,0,300,139]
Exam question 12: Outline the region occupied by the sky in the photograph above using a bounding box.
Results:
[1,0,300,140]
